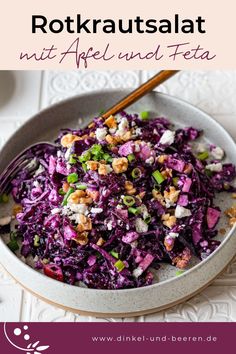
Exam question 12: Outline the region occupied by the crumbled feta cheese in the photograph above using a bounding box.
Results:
[69,213,83,224]
[95,127,107,141]
[145,156,154,165]
[51,208,61,215]
[116,118,129,136]
[90,207,103,214]
[206,163,223,172]
[109,128,117,134]
[135,218,148,233]
[168,232,179,238]
[0,216,11,226]
[195,143,206,153]
[165,199,175,208]
[211,146,224,160]
[133,267,143,278]
[159,130,175,145]
[107,220,113,230]
[139,204,149,220]
[67,203,88,215]
[175,205,192,218]
[57,151,63,158]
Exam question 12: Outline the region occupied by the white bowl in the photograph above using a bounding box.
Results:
[0,90,236,317]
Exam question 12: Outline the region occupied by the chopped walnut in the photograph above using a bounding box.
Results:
[152,189,165,206]
[183,164,192,174]
[124,181,137,195]
[73,231,89,245]
[86,189,99,201]
[112,157,128,174]
[161,213,177,228]
[98,164,108,175]
[164,186,180,204]
[79,197,93,205]
[172,248,191,269]
[104,115,117,129]
[96,237,105,246]
[86,161,99,171]
[138,191,146,199]
[68,190,86,204]
[61,134,80,148]
[225,205,236,227]
[157,155,168,164]
[76,215,92,232]
[105,134,121,145]
[161,168,173,178]
[122,131,132,142]
[219,228,226,235]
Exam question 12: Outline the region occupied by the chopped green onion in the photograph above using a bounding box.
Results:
[76,184,87,190]
[103,153,113,163]
[152,170,165,184]
[176,270,185,276]
[90,144,103,156]
[34,235,40,247]
[58,188,66,195]
[69,155,77,164]
[67,173,79,184]
[141,111,149,120]
[79,150,91,163]
[144,214,152,224]
[62,187,75,206]
[0,193,9,203]
[172,177,179,187]
[128,154,135,163]
[110,250,119,259]
[131,168,142,179]
[128,207,141,215]
[123,196,135,207]
[114,259,125,272]
[7,239,19,252]
[82,163,88,172]
[197,151,209,161]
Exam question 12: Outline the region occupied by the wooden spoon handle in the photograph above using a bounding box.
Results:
[102,70,179,120]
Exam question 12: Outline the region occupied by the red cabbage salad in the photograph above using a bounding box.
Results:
[0,111,235,289]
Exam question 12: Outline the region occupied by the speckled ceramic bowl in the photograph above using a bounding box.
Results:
[0,90,236,317]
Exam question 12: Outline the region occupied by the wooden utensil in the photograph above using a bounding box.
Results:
[102,70,179,119]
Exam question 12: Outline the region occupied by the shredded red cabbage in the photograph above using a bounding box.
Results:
[3,111,235,289]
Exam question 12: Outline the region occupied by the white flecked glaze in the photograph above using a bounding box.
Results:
[0,90,236,315]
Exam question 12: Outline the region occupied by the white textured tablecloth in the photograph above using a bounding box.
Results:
[0,70,236,322]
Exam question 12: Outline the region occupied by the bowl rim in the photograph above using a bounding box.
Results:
[0,89,235,295]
